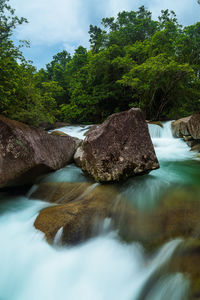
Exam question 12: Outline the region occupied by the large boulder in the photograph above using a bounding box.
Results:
[0,116,81,188]
[74,108,159,182]
[172,113,200,139]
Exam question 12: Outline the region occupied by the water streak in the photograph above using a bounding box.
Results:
[0,198,188,300]
[0,122,197,300]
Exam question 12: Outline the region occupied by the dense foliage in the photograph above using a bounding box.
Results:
[0,0,200,125]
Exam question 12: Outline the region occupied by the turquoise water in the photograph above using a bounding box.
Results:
[0,122,199,300]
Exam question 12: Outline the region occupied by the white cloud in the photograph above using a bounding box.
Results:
[10,0,89,47]
[147,0,200,25]
[11,0,200,44]
[9,0,200,66]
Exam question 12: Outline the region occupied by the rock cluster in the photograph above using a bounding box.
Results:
[0,108,160,187]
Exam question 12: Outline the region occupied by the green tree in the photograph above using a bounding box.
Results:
[89,7,158,51]
[118,54,198,119]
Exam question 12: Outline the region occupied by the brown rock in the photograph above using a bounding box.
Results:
[34,182,127,244]
[169,239,200,299]
[172,113,200,139]
[147,121,163,128]
[50,130,69,137]
[30,182,93,204]
[119,186,200,249]
[50,131,82,147]
[188,113,200,140]
[171,116,191,137]
[158,189,200,240]
[183,135,193,142]
[186,140,200,148]
[0,115,81,188]
[74,108,159,182]
[191,144,200,153]
[33,183,200,250]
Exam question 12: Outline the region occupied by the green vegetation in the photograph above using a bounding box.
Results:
[1,0,200,125]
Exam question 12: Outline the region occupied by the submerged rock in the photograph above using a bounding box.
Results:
[74,108,159,182]
[118,186,200,250]
[191,144,200,153]
[30,182,93,204]
[0,116,81,188]
[33,182,200,250]
[34,182,127,244]
[169,239,200,299]
[50,130,69,137]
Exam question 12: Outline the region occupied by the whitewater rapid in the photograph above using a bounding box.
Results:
[0,197,188,300]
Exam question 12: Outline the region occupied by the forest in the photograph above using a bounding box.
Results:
[1,0,200,126]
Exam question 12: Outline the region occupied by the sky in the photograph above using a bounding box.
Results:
[10,0,200,69]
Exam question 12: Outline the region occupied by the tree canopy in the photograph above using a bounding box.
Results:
[1,1,200,125]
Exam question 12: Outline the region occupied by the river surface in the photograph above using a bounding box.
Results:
[0,122,199,300]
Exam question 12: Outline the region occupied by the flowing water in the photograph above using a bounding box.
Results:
[0,122,199,300]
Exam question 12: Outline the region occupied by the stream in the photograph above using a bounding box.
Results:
[0,122,199,300]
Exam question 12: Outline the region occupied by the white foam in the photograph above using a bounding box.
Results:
[51,125,92,140]
[0,197,188,300]
[149,122,196,162]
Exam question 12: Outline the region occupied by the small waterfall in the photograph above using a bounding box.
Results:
[148,121,173,139]
[160,121,173,138]
[148,121,195,162]
[148,123,163,138]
